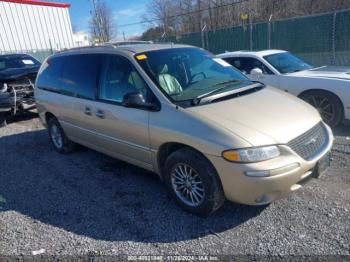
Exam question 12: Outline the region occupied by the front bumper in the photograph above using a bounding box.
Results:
[207,124,334,205]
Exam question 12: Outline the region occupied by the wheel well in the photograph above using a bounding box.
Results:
[298,89,342,104]
[298,88,344,113]
[157,143,208,178]
[45,112,56,123]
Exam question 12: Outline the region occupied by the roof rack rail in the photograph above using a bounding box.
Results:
[102,40,154,48]
[58,44,112,52]
[57,40,154,53]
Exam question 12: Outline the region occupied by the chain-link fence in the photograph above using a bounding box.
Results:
[163,9,350,66]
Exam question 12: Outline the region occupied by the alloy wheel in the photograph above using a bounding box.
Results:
[170,163,205,207]
[307,95,335,124]
[50,124,63,149]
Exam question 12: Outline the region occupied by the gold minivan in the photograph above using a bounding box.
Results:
[35,44,333,216]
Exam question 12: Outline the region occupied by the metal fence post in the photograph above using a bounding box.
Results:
[201,23,207,49]
[249,17,253,50]
[332,12,337,65]
[268,14,273,49]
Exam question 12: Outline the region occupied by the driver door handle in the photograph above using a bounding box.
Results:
[96,110,105,119]
[84,106,92,115]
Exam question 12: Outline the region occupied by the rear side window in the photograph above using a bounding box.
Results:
[37,54,103,100]
[61,54,103,99]
[36,56,64,91]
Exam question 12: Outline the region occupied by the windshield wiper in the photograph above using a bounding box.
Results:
[191,80,243,105]
[192,82,263,106]
[213,79,242,87]
[289,69,303,73]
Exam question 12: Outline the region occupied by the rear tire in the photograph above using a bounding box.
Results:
[300,90,343,127]
[163,148,225,217]
[47,117,75,153]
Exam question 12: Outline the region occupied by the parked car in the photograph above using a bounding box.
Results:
[0,54,40,126]
[217,50,350,127]
[35,44,333,216]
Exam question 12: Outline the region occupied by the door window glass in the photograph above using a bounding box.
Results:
[224,57,273,75]
[60,54,103,99]
[36,56,65,90]
[99,55,149,103]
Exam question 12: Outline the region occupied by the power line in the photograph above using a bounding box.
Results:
[118,0,253,28]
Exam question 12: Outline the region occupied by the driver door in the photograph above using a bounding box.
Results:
[91,54,153,170]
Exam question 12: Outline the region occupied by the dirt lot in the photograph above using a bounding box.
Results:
[0,112,349,258]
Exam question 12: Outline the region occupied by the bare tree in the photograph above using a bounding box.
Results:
[90,0,116,43]
[142,0,350,39]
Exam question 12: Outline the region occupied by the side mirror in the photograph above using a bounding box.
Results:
[122,92,160,111]
[250,68,264,79]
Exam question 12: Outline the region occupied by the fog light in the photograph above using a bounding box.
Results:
[245,170,270,177]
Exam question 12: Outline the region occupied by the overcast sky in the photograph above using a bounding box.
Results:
[54,0,150,39]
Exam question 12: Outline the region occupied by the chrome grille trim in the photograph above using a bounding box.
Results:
[287,123,328,160]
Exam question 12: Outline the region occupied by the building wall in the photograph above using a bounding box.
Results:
[0,0,74,52]
[73,32,90,47]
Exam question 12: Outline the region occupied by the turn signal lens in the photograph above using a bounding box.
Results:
[222,150,240,161]
[222,146,280,163]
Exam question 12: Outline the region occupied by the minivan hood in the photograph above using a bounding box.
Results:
[188,86,321,146]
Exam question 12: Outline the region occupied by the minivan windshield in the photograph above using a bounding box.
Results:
[264,52,313,74]
[135,48,252,103]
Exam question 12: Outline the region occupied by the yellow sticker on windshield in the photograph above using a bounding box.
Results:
[136,54,147,60]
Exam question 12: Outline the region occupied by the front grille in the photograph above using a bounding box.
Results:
[287,122,328,160]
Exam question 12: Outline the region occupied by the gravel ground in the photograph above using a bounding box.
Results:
[0,112,349,259]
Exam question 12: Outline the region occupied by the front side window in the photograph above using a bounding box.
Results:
[264,52,313,74]
[224,57,273,75]
[99,55,150,103]
[135,48,251,103]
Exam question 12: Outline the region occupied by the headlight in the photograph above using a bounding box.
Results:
[222,146,280,163]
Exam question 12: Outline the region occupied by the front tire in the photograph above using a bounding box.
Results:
[47,117,75,153]
[163,148,225,217]
[300,90,343,127]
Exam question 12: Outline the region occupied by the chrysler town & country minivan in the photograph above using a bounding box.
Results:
[35,44,333,216]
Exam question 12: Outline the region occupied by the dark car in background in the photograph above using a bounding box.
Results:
[0,54,41,126]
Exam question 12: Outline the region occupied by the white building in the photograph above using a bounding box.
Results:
[0,0,75,53]
[73,32,90,47]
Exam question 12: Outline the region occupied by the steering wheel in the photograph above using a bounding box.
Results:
[191,72,207,83]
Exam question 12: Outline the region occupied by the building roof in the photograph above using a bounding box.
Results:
[0,0,70,8]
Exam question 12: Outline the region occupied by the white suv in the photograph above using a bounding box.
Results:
[217,50,350,127]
